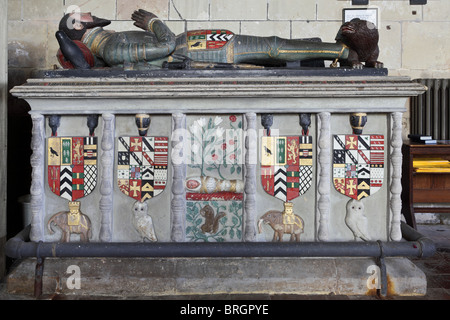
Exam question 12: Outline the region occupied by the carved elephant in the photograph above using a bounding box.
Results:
[47,211,92,242]
[258,210,304,242]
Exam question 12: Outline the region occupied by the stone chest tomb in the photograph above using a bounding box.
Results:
[7,69,432,298]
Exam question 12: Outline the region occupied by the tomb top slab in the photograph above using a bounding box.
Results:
[34,67,389,79]
[11,69,426,115]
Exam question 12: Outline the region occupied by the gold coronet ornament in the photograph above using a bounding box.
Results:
[68,201,81,226]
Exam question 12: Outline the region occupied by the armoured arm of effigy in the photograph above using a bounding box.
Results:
[131,9,176,46]
[84,28,176,66]
[84,10,176,66]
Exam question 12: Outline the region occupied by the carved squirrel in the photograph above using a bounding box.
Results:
[200,205,226,234]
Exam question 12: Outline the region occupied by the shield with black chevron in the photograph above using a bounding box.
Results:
[332,134,384,200]
[117,136,169,202]
[261,135,313,202]
[187,29,234,51]
[47,136,98,201]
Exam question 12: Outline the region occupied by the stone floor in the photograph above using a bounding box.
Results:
[0,224,449,301]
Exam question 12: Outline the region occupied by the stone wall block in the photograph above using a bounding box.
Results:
[376,1,423,22]
[170,0,210,20]
[268,0,316,21]
[210,0,267,21]
[316,0,347,21]
[117,0,169,20]
[291,21,342,43]
[63,0,117,20]
[186,21,241,34]
[8,21,48,69]
[402,21,450,71]
[8,0,22,21]
[241,21,291,38]
[378,21,402,71]
[423,0,450,21]
[46,21,61,69]
[22,0,64,21]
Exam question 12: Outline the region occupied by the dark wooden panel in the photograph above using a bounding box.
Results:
[413,189,450,203]
[402,142,450,229]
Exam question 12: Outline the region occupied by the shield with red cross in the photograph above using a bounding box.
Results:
[332,134,384,200]
[117,136,169,202]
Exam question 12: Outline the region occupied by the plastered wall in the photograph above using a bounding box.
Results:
[7,0,450,79]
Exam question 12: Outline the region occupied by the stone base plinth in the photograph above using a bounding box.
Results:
[6,257,426,298]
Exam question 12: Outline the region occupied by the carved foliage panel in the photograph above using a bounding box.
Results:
[185,114,244,242]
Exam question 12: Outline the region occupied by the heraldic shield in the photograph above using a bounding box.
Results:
[47,136,98,201]
[261,135,313,202]
[332,134,384,200]
[117,136,169,202]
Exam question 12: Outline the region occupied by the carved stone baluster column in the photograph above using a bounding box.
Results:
[99,113,115,242]
[171,113,187,242]
[317,112,331,241]
[30,113,46,241]
[390,112,403,241]
[244,113,257,241]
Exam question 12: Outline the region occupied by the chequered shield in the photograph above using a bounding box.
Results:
[333,134,384,200]
[261,136,313,202]
[47,137,98,201]
[117,136,169,202]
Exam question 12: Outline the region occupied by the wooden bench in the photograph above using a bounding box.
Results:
[402,141,450,229]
